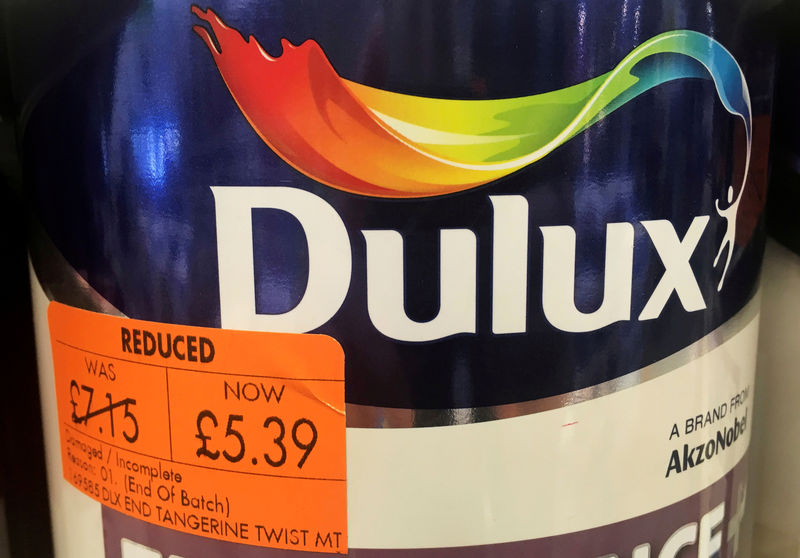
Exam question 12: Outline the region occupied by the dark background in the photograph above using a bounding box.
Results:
[0,3,52,556]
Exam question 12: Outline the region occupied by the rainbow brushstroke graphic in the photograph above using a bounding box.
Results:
[192,6,751,288]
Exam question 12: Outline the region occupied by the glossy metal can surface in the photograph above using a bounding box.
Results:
[7,1,778,556]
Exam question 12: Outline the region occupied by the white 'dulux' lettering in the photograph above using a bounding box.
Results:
[638,216,709,320]
[490,195,529,334]
[211,186,351,332]
[363,229,477,342]
[212,187,712,341]
[540,222,635,333]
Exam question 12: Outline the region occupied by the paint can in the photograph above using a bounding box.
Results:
[6,1,779,556]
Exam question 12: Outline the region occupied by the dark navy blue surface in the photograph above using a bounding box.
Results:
[21,0,775,409]
[766,4,800,253]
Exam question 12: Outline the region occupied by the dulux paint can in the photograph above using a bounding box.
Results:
[4,1,779,556]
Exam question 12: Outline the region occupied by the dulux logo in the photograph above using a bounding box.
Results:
[212,187,734,342]
[195,9,752,342]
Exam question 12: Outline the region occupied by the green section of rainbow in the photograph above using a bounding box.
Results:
[346,29,750,173]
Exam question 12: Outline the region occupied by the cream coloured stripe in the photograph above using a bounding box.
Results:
[346,312,758,548]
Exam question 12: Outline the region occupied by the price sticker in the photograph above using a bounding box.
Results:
[48,302,347,553]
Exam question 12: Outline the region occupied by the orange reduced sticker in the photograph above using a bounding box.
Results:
[47,302,347,553]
